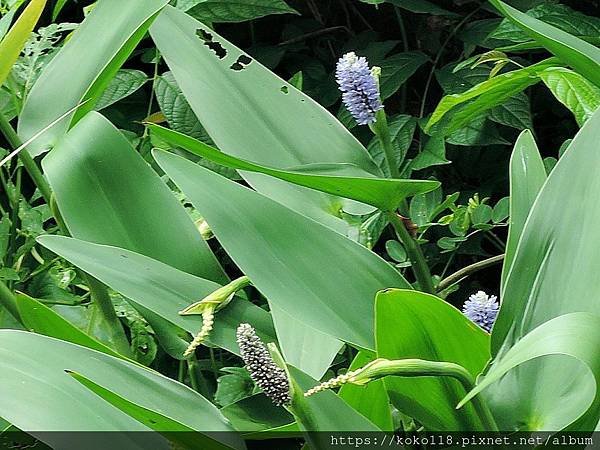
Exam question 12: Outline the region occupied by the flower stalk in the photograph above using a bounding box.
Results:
[181,276,251,357]
[305,358,498,432]
[387,211,435,294]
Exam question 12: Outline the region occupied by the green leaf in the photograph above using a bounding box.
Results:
[149,125,440,212]
[445,117,509,146]
[461,313,600,431]
[408,135,449,171]
[437,64,533,131]
[489,0,600,88]
[154,150,410,351]
[187,0,298,23]
[501,130,546,292]
[379,52,428,100]
[491,109,600,430]
[426,59,554,135]
[154,71,212,143]
[42,111,228,351]
[270,305,342,380]
[540,67,600,126]
[153,72,239,179]
[150,5,380,234]
[95,69,148,110]
[0,330,244,449]
[69,370,240,450]
[37,235,277,357]
[375,289,491,431]
[214,368,255,407]
[220,393,295,433]
[488,3,600,48]
[0,0,46,87]
[18,0,169,157]
[15,292,126,360]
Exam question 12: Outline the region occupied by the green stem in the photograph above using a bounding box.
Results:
[437,254,504,292]
[0,112,52,204]
[352,358,498,432]
[370,109,399,178]
[387,211,435,294]
[0,280,20,323]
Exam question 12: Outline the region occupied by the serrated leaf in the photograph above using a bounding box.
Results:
[540,67,600,126]
[95,69,148,110]
[188,0,298,23]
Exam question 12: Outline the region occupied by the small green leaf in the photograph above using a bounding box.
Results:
[379,52,428,99]
[95,69,148,110]
[540,67,600,126]
[187,0,298,23]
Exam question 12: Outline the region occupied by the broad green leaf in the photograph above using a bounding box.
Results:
[18,0,169,156]
[490,0,600,88]
[270,304,342,380]
[42,112,228,355]
[95,69,148,110]
[426,59,555,135]
[149,124,440,212]
[15,292,125,360]
[0,330,243,449]
[376,289,491,431]
[540,67,600,126]
[338,351,394,431]
[0,0,46,87]
[379,52,428,100]
[462,313,600,431]
[491,109,600,431]
[68,371,232,450]
[37,235,277,357]
[153,72,239,179]
[150,5,380,234]
[501,130,546,292]
[221,394,295,433]
[154,150,410,351]
[187,0,298,23]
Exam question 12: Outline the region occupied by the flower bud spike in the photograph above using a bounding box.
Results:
[183,307,215,358]
[236,323,291,407]
[304,369,362,397]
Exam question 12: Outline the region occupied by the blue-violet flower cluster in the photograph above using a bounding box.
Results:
[336,52,383,125]
[462,291,499,332]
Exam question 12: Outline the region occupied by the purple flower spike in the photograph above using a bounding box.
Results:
[336,52,383,125]
[462,291,500,332]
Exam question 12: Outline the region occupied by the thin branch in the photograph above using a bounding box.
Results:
[437,254,504,292]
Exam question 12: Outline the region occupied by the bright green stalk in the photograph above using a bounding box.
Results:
[0,280,20,322]
[370,108,399,178]
[0,112,52,204]
[387,211,435,294]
